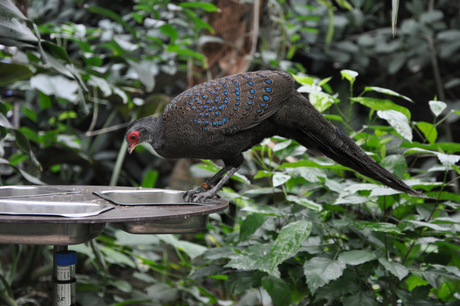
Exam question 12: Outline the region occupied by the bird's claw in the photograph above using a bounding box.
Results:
[183,186,220,203]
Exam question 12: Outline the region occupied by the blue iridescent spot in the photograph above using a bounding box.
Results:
[172,105,175,108]
[203,105,207,109]
[248,101,253,105]
[234,108,238,111]
[243,76,247,79]
[199,112,202,116]
[223,84,227,88]
[249,96,254,99]
[265,87,272,93]
[247,77,252,80]
[202,95,206,99]
[232,80,237,83]
[235,87,240,91]
[265,79,272,84]
[248,81,254,86]
[256,73,261,76]
[226,129,231,134]
[197,120,201,124]
[219,81,223,84]
[205,120,209,125]
[215,99,219,103]
[204,127,208,131]
[205,112,209,116]
[212,106,216,110]
[218,121,222,126]
[224,92,228,96]
[191,106,195,110]
[336,127,343,136]
[198,106,202,109]
[256,109,262,113]
[225,77,230,80]
[218,106,223,110]
[243,112,248,116]
[206,100,210,104]
[215,111,219,116]
[189,102,192,105]
[249,89,255,94]
[215,87,218,90]
[223,118,227,123]
[235,92,240,96]
[236,102,240,106]
[236,97,240,101]
[224,100,228,104]
[246,107,251,110]
[194,98,198,101]
[263,96,270,101]
[230,113,234,116]
[212,121,217,126]
[260,104,267,107]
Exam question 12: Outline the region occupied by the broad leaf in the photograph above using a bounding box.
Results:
[340,69,358,82]
[304,257,346,293]
[364,86,413,102]
[377,110,412,141]
[239,214,269,241]
[339,250,376,265]
[351,97,411,119]
[429,100,447,117]
[261,276,292,306]
[353,221,401,234]
[270,221,312,270]
[378,258,409,280]
[416,121,437,144]
[225,243,279,277]
[343,290,378,306]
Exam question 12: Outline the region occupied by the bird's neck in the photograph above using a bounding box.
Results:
[147,117,165,151]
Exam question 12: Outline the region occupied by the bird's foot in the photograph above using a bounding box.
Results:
[183,186,220,203]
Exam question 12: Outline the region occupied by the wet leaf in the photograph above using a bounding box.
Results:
[304,257,346,293]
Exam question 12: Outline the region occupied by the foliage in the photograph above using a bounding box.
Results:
[0,0,459,305]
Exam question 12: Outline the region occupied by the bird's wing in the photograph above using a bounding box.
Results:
[163,70,294,135]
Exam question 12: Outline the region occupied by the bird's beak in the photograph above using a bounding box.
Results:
[128,143,136,154]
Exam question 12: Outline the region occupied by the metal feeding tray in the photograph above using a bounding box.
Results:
[94,189,220,206]
[0,186,229,243]
[0,186,77,198]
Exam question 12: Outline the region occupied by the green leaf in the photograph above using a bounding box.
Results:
[225,243,279,277]
[377,110,412,141]
[292,74,314,85]
[378,258,408,280]
[343,290,378,306]
[101,247,136,268]
[240,214,269,241]
[158,235,207,260]
[404,148,460,169]
[428,100,447,117]
[0,62,33,86]
[0,0,28,19]
[279,160,348,171]
[335,0,353,10]
[351,97,411,119]
[304,257,346,294]
[400,141,460,154]
[261,276,292,306]
[364,86,413,102]
[87,6,137,38]
[353,221,401,234]
[127,59,155,92]
[314,270,360,302]
[340,69,358,83]
[416,121,437,144]
[159,24,178,42]
[309,92,335,113]
[226,271,264,295]
[141,170,158,188]
[270,221,312,270]
[338,250,376,265]
[272,173,291,187]
[286,195,322,211]
[41,41,71,63]
[179,2,219,12]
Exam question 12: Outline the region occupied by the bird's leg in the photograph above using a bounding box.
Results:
[192,166,240,203]
[183,165,233,202]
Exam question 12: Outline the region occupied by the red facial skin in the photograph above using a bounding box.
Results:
[127,131,139,154]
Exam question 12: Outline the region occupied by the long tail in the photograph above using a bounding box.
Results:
[294,104,426,198]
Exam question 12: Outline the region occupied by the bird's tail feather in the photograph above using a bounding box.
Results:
[297,127,427,198]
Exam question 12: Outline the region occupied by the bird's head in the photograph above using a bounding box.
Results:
[125,116,164,154]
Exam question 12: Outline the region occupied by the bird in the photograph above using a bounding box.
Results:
[125,70,427,202]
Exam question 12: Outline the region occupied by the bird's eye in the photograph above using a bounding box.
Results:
[128,131,139,142]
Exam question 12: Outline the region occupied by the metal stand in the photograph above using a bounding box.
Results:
[0,186,228,305]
